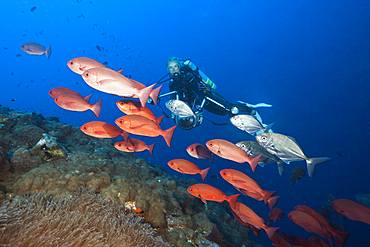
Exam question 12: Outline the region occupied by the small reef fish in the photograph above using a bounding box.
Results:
[67,57,124,75]
[256,133,330,177]
[167,159,210,181]
[268,208,284,223]
[54,93,102,118]
[294,205,349,247]
[115,115,176,147]
[165,99,196,118]
[48,87,91,102]
[80,121,127,139]
[82,67,154,107]
[206,139,262,172]
[21,42,51,59]
[116,99,164,124]
[114,138,155,155]
[331,198,370,225]
[220,169,276,205]
[187,183,239,208]
[186,143,213,163]
[355,193,370,207]
[236,141,284,175]
[230,114,274,135]
[231,210,260,237]
[230,202,279,240]
[290,167,305,186]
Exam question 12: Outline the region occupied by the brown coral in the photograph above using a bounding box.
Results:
[0,188,171,247]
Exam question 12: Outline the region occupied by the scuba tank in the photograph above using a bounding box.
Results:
[183,59,217,89]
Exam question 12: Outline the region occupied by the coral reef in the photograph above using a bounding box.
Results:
[0,106,263,247]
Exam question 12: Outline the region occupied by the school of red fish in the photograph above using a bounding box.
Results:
[43,55,370,247]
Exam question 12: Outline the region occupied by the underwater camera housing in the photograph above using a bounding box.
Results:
[172,112,203,130]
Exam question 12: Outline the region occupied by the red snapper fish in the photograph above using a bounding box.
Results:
[54,93,102,118]
[116,99,164,124]
[206,139,262,172]
[186,143,213,163]
[115,115,176,147]
[187,183,239,208]
[48,87,91,102]
[331,198,370,225]
[167,159,210,181]
[80,121,128,140]
[114,138,155,154]
[81,67,154,107]
[67,57,124,75]
[21,42,51,59]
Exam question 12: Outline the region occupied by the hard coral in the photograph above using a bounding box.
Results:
[0,188,171,247]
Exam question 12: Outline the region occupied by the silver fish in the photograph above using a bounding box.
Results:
[255,133,330,177]
[230,114,274,135]
[165,99,195,118]
[236,141,285,176]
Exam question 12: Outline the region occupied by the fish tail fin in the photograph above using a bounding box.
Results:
[45,45,51,59]
[83,94,92,103]
[200,167,210,181]
[91,99,103,118]
[264,226,280,240]
[264,122,275,132]
[227,194,240,209]
[277,161,284,176]
[150,84,163,105]
[210,152,214,164]
[120,131,129,142]
[331,229,350,247]
[155,115,165,125]
[162,125,177,147]
[138,83,155,107]
[148,143,156,155]
[306,157,331,177]
[262,190,276,205]
[248,154,263,172]
[267,196,280,210]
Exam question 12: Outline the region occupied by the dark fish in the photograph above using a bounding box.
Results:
[103,61,108,65]
[290,167,305,186]
[210,175,218,179]
[236,141,285,176]
[96,45,102,51]
[10,99,16,102]
[30,6,37,12]
[11,72,13,75]
[17,82,22,87]
[16,54,22,57]
[78,13,85,18]
[76,82,79,85]
[3,47,8,50]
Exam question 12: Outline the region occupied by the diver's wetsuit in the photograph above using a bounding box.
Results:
[169,66,254,116]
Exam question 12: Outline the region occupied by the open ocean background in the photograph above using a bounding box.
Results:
[1,0,369,246]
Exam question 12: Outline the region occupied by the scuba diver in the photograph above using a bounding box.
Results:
[155,57,270,130]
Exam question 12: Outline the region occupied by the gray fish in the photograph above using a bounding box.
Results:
[255,132,330,177]
[236,141,285,176]
[230,114,274,135]
[165,100,195,118]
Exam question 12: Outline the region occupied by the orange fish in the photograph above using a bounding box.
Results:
[270,232,293,247]
[295,205,349,247]
[288,211,332,242]
[206,139,262,172]
[54,93,102,118]
[114,138,155,154]
[220,169,276,205]
[115,115,176,147]
[331,198,370,225]
[231,202,279,239]
[309,237,331,247]
[231,210,260,237]
[280,231,310,247]
[167,159,210,181]
[128,78,162,105]
[116,99,164,124]
[67,57,124,75]
[21,42,51,59]
[80,121,127,139]
[48,87,91,102]
[240,189,280,210]
[82,67,154,107]
[268,208,284,223]
[186,143,213,163]
[187,183,239,208]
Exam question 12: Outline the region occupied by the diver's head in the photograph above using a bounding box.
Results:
[166,57,182,76]
[172,112,203,130]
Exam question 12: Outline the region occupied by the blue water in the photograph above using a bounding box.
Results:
[1,0,370,246]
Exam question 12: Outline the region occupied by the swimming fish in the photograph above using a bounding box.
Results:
[206,139,262,172]
[67,57,124,75]
[268,208,284,223]
[54,93,102,118]
[331,198,370,225]
[116,99,164,124]
[114,138,155,154]
[167,159,210,181]
[21,42,51,59]
[256,133,330,177]
[230,114,274,135]
[49,87,91,102]
[186,143,213,163]
[80,121,127,140]
[165,99,195,118]
[236,141,284,176]
[290,167,305,186]
[115,115,176,147]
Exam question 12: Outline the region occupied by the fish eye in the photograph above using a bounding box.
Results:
[119,120,123,124]
[83,126,87,130]
[209,143,213,146]
[189,189,193,192]
[191,147,194,151]
[84,72,89,77]
[222,172,226,175]
[69,61,74,65]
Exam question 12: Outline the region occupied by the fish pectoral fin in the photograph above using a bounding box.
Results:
[130,124,146,129]
[178,168,186,174]
[198,194,207,204]
[232,180,249,187]
[130,109,141,113]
